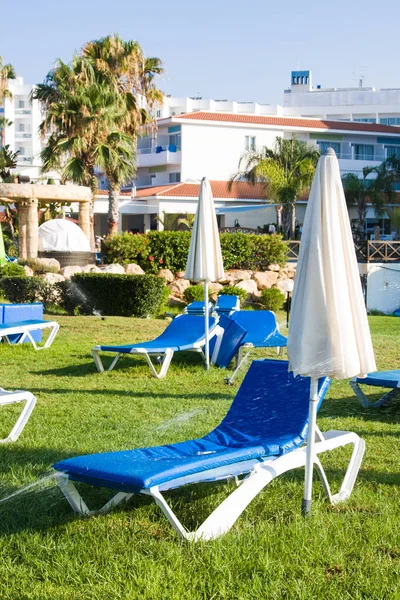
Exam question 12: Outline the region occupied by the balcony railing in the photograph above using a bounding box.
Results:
[17,157,33,163]
[137,144,181,155]
[15,132,32,139]
[15,109,32,116]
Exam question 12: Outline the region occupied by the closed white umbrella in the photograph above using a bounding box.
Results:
[287,148,376,514]
[185,178,225,369]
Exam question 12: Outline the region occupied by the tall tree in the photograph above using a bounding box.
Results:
[342,162,397,240]
[81,35,163,235]
[0,57,16,148]
[230,136,319,238]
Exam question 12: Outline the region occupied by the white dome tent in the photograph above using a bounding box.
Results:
[38,219,91,253]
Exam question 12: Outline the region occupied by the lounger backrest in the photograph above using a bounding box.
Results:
[161,314,217,343]
[210,314,247,368]
[204,359,330,451]
[216,295,240,311]
[230,310,280,344]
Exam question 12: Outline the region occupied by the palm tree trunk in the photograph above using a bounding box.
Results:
[290,204,296,239]
[276,205,282,230]
[282,205,291,240]
[89,170,97,252]
[107,179,120,236]
[0,127,4,149]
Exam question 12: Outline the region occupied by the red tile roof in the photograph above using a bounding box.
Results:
[133,181,267,200]
[173,111,400,135]
[96,190,132,197]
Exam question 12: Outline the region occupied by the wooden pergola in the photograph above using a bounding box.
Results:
[0,184,91,259]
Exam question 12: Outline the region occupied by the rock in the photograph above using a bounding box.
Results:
[34,257,61,271]
[60,265,83,279]
[253,271,279,290]
[101,264,125,274]
[23,265,34,277]
[235,279,258,299]
[267,263,281,272]
[252,288,262,301]
[168,279,190,297]
[167,295,185,307]
[209,282,223,295]
[225,269,253,283]
[125,263,145,275]
[176,271,186,279]
[81,264,101,273]
[157,268,174,283]
[39,272,65,283]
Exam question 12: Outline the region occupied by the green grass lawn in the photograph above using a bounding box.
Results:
[0,313,399,599]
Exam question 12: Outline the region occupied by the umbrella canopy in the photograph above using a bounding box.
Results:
[287,148,376,513]
[185,178,224,369]
[38,219,91,252]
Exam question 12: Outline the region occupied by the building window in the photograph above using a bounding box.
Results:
[245,136,256,151]
[156,110,161,118]
[385,145,400,158]
[18,100,25,109]
[18,147,25,156]
[380,117,400,126]
[169,172,181,183]
[354,144,374,160]
[18,123,25,132]
[317,141,341,156]
[353,117,376,123]
[168,133,181,150]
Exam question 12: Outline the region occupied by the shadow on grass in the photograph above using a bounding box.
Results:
[320,393,400,424]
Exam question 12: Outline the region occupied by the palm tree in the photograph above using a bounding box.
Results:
[342,162,396,240]
[35,36,164,239]
[81,35,163,234]
[0,57,16,148]
[230,136,319,238]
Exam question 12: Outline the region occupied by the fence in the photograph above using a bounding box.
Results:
[286,241,400,263]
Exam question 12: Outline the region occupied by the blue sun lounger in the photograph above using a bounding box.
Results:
[350,370,400,408]
[215,295,240,317]
[91,314,222,379]
[53,359,365,541]
[225,310,287,383]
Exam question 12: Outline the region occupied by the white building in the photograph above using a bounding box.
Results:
[1,77,45,181]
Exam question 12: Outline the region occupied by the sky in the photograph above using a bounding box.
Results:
[1,0,400,105]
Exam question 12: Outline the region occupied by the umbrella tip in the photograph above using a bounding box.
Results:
[324,147,336,156]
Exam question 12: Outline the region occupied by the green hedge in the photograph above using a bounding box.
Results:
[0,263,26,278]
[260,288,285,312]
[0,276,57,304]
[217,285,247,305]
[69,273,166,317]
[102,231,288,274]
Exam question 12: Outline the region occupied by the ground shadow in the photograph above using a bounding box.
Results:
[320,392,400,424]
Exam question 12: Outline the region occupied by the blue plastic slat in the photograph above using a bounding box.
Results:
[54,360,330,490]
[1,303,44,343]
[230,310,287,347]
[355,370,400,389]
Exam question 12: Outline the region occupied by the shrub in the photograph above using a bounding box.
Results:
[18,259,59,275]
[183,284,211,304]
[0,263,26,278]
[217,285,247,305]
[259,287,285,312]
[102,231,287,274]
[0,276,56,304]
[70,273,166,317]
[101,232,150,266]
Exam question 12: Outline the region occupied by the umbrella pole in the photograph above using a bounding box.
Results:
[302,377,319,516]
[204,280,209,370]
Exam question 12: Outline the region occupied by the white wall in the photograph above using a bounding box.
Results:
[180,123,281,181]
[364,263,400,314]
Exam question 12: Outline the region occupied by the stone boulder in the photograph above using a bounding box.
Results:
[167,295,185,307]
[235,279,258,299]
[125,263,145,275]
[60,265,83,279]
[40,272,65,284]
[34,257,61,271]
[253,271,279,290]
[168,279,190,298]
[225,269,253,283]
[81,264,101,273]
[101,264,125,274]
[157,268,174,283]
[23,265,34,277]
[175,271,186,279]
[267,263,281,272]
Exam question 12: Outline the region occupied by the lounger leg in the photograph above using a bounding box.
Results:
[92,349,106,372]
[144,349,174,379]
[350,380,399,409]
[108,353,122,371]
[0,390,37,443]
[144,488,190,540]
[43,323,60,349]
[225,345,252,385]
[56,475,133,516]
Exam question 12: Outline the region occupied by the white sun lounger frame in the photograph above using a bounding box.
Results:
[56,427,365,542]
[0,321,59,350]
[0,388,37,443]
